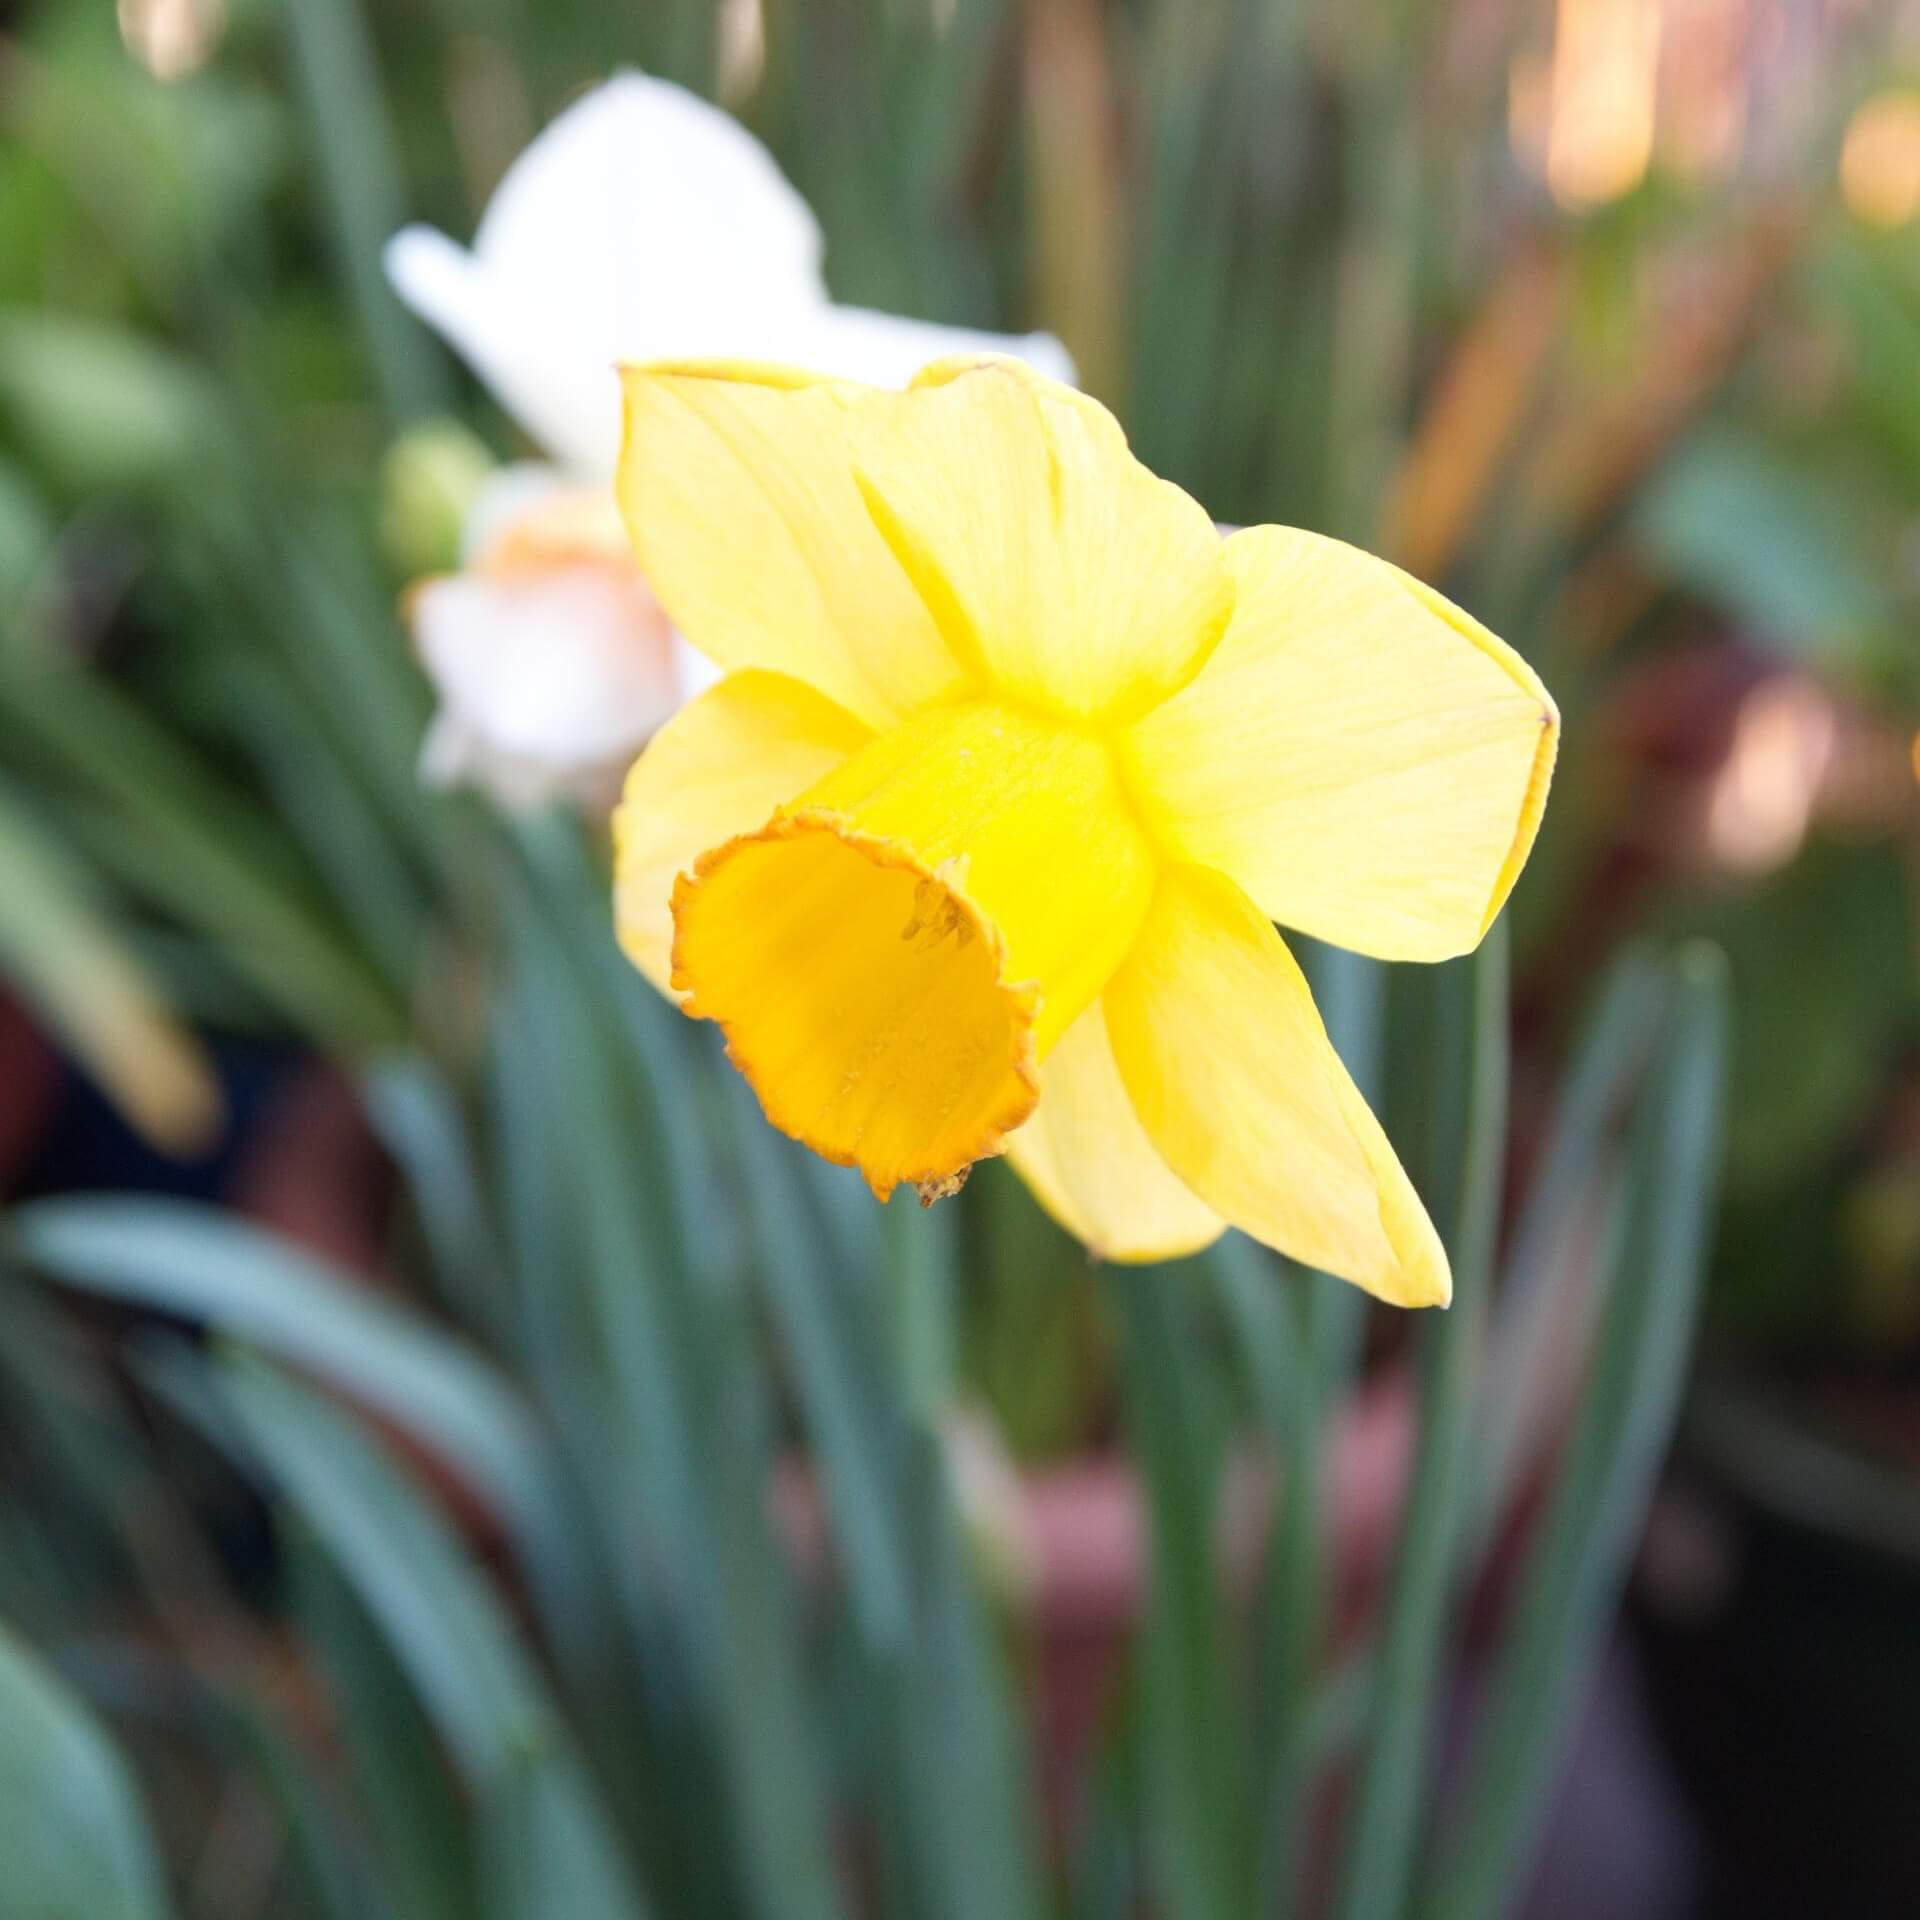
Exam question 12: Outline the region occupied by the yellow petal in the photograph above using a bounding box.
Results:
[669,699,1157,1199]
[845,358,1232,723]
[1006,1000,1224,1263]
[1102,865,1450,1307]
[617,362,968,727]
[1124,527,1558,962]
[612,669,871,994]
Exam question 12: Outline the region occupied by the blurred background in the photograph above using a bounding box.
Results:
[0,0,1916,1916]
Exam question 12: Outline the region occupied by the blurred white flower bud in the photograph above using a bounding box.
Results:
[406,479,698,812]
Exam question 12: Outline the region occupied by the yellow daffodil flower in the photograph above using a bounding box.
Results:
[610,357,1557,1306]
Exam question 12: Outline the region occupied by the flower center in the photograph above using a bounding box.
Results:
[669,699,1157,1199]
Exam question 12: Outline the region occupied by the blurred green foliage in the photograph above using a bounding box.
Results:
[0,1622,174,1919]
[1,889,1728,1919]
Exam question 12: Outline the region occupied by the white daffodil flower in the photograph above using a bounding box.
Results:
[387,72,1074,809]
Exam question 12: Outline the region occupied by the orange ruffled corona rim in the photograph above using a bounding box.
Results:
[671,811,1043,1202]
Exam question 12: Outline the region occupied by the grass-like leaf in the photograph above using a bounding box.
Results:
[0,1621,174,1920]
[1331,925,1509,1920]
[10,1195,557,1556]
[1420,944,1728,1920]
[1115,1263,1246,1920]
[210,1350,651,1919]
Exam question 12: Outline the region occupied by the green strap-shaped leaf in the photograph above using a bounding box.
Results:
[1115,1264,1246,1920]
[1236,939,1382,1920]
[1331,924,1509,1920]
[727,1092,914,1654]
[208,1351,650,1920]
[1419,945,1729,1920]
[501,822,851,1920]
[9,1196,558,1566]
[0,1622,174,1920]
[1468,947,1670,1560]
[291,1544,477,1920]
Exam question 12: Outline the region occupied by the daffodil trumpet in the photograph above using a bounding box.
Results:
[612,356,1557,1307]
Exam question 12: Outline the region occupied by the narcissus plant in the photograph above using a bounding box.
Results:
[611,358,1556,1306]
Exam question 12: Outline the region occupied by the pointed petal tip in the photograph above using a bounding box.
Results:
[381,224,470,323]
